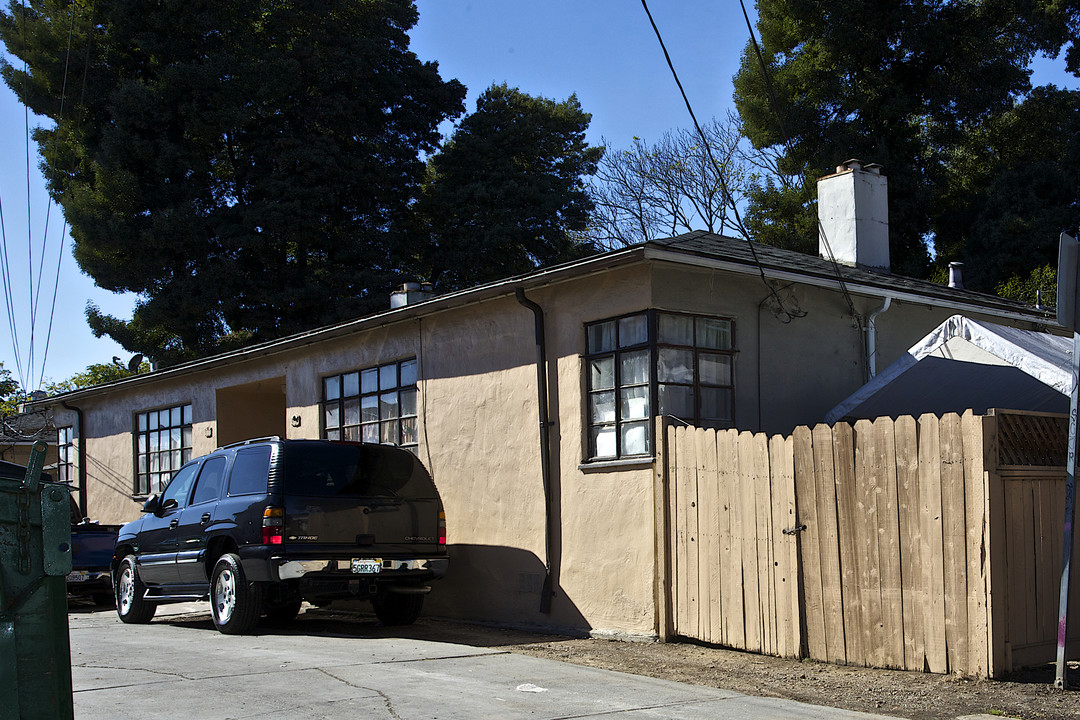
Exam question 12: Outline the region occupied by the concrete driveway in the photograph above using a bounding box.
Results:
[69,603,904,720]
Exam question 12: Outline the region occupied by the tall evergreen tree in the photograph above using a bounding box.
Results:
[733,0,1080,284]
[1,0,465,364]
[413,84,602,291]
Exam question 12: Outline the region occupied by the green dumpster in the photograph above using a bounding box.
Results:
[0,441,74,720]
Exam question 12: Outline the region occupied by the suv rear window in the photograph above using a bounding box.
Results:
[227,446,272,496]
[283,442,436,498]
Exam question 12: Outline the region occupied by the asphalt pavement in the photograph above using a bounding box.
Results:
[68,602,912,720]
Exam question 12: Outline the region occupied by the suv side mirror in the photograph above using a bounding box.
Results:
[142,494,161,514]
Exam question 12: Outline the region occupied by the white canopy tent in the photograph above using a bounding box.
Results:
[825,315,1073,423]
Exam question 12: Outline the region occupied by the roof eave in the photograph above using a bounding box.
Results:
[32,245,647,407]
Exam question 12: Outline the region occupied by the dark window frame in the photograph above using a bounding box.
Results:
[584,310,736,461]
[133,403,194,496]
[584,311,653,460]
[56,425,74,485]
[320,358,418,453]
[655,310,737,430]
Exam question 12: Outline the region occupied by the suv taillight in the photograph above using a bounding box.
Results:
[438,511,446,546]
[262,506,284,545]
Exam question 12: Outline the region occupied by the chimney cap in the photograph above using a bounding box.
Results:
[837,158,863,173]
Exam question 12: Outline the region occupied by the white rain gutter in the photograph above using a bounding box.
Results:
[867,297,893,378]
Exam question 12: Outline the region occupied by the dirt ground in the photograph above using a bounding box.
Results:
[501,634,1080,720]
[298,608,1080,720]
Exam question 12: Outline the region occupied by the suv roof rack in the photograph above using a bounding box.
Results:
[217,436,281,450]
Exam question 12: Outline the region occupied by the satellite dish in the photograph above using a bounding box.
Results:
[127,354,144,373]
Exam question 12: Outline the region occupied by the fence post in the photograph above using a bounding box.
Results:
[653,415,672,642]
[1056,333,1079,689]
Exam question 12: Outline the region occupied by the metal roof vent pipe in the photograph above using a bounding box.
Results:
[948,262,964,289]
[390,282,435,309]
[817,158,890,272]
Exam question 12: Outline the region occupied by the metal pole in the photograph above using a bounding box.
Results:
[1055,332,1079,689]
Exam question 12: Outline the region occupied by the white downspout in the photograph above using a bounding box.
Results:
[867,297,893,379]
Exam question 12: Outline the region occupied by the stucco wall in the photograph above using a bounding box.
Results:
[651,262,1047,435]
[55,265,663,637]
[420,267,658,636]
[44,255,1049,639]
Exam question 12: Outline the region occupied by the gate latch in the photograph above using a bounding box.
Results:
[782,524,807,536]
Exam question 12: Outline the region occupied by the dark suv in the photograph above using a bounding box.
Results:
[112,438,447,634]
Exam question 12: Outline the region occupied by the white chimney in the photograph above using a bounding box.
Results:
[817,159,890,272]
[390,282,435,309]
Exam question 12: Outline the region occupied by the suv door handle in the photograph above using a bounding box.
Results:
[169,519,179,529]
[200,513,212,524]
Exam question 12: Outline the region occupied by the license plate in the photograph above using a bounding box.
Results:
[66,571,89,583]
[351,558,381,574]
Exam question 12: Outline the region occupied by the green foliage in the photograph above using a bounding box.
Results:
[413,84,603,291]
[936,87,1080,292]
[995,264,1058,307]
[743,176,818,256]
[733,0,1080,285]
[0,358,152,416]
[43,360,152,395]
[0,363,22,417]
[1,0,465,364]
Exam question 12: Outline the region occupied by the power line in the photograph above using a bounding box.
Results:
[1,0,89,391]
[36,0,89,389]
[639,0,805,322]
[735,0,859,323]
[0,184,24,384]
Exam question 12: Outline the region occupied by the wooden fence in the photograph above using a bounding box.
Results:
[656,410,1080,678]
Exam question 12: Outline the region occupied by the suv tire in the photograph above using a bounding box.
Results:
[210,553,263,634]
[372,591,424,626]
[115,556,156,624]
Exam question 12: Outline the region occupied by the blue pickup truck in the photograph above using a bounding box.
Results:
[67,498,119,605]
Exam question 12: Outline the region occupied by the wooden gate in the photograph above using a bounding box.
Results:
[664,425,802,657]
[659,412,1016,677]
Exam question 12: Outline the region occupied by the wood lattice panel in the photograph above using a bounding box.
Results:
[996,412,1068,467]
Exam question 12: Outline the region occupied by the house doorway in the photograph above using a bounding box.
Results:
[215,377,287,447]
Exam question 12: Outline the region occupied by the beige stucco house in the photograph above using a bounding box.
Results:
[31,162,1056,638]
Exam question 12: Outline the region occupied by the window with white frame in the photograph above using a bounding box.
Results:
[56,426,74,485]
[585,311,735,460]
[134,403,193,496]
[322,358,418,452]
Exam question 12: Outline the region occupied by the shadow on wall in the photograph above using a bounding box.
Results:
[426,544,590,635]
[86,453,143,513]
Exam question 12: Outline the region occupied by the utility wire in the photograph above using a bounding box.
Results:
[735,0,859,323]
[737,0,793,169]
[23,17,34,385]
[0,186,23,384]
[36,0,89,389]
[0,1,88,391]
[639,0,804,322]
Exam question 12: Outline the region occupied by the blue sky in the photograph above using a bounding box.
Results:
[0,1,1076,389]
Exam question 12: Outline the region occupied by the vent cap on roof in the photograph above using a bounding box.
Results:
[948,262,964,289]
